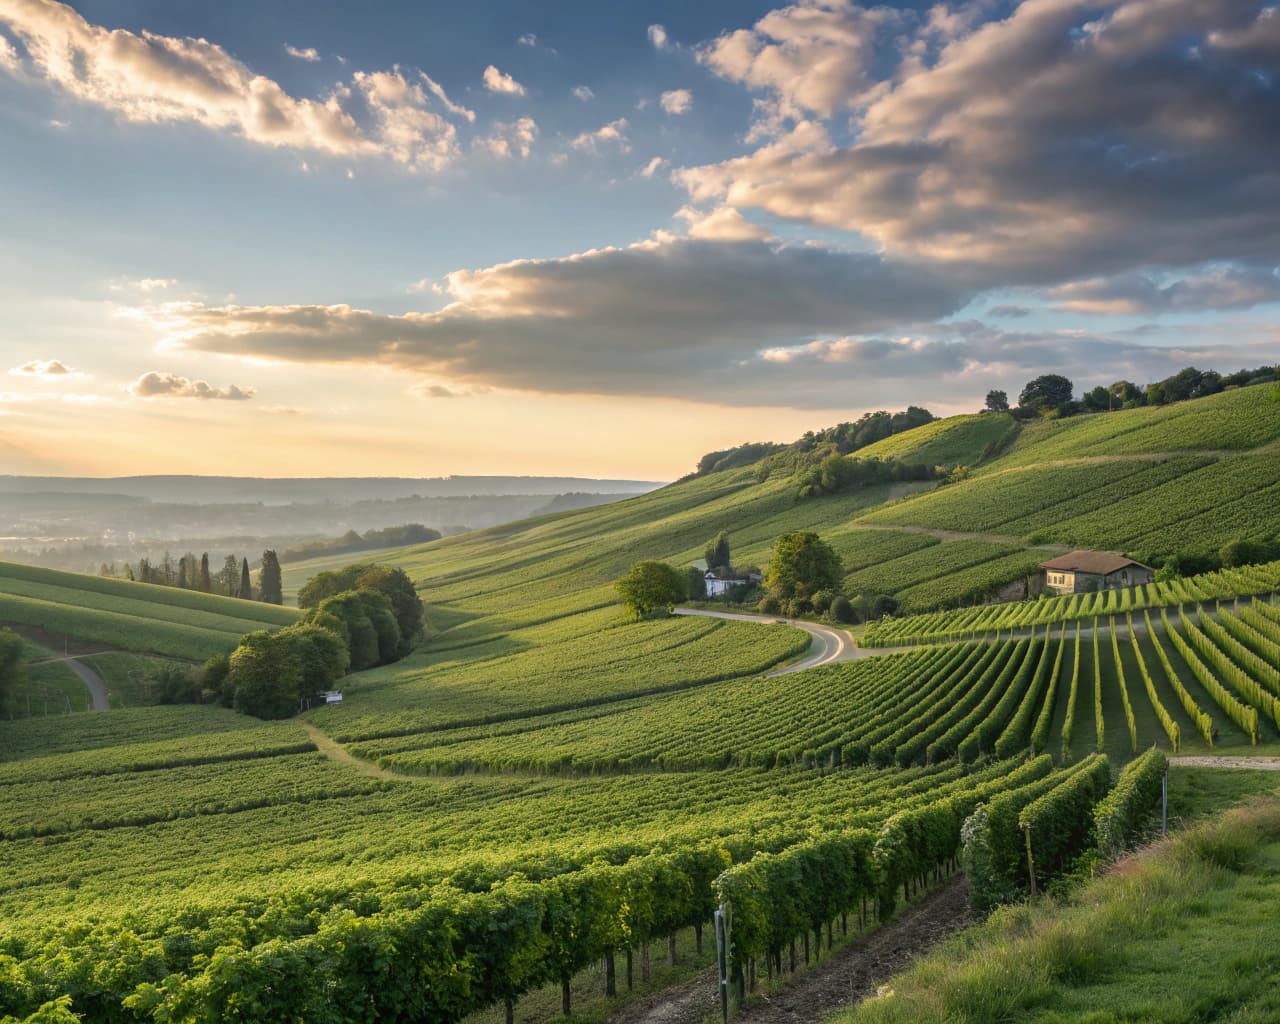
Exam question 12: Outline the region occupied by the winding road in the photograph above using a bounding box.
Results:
[673,608,867,675]
[66,658,110,711]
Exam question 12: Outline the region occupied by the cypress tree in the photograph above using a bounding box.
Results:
[199,553,212,593]
[259,550,283,605]
[239,558,253,601]
[177,557,188,589]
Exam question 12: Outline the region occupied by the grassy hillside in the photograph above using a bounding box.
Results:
[0,561,299,659]
[2,384,1278,1022]
[855,412,1018,466]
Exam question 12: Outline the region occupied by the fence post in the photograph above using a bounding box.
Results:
[715,907,729,1024]
[1162,762,1169,837]
[1023,823,1037,896]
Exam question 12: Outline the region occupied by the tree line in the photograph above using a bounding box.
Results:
[280,523,442,563]
[206,563,425,719]
[985,363,1277,419]
[99,550,284,604]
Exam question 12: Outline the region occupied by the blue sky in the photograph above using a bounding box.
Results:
[1,0,1278,478]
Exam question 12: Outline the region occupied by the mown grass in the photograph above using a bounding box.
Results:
[833,794,1280,1024]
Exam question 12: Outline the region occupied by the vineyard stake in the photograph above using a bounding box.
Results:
[715,907,729,1024]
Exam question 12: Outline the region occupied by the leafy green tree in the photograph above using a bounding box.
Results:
[198,552,212,593]
[200,653,232,705]
[705,532,731,572]
[1081,385,1112,412]
[984,389,1009,413]
[356,566,424,655]
[312,591,381,670]
[298,563,371,608]
[1018,374,1073,411]
[0,627,25,716]
[219,554,239,596]
[259,550,283,605]
[616,561,685,619]
[239,558,253,600]
[228,631,303,719]
[830,595,855,624]
[358,589,402,664]
[684,566,707,600]
[278,622,349,694]
[764,532,843,608]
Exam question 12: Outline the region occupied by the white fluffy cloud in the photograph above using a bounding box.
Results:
[660,89,692,115]
[129,371,254,400]
[476,116,538,159]
[640,156,668,177]
[569,118,630,154]
[9,358,78,377]
[647,24,670,50]
[482,64,526,95]
[0,0,474,171]
[571,85,594,102]
[284,44,320,62]
[676,205,771,241]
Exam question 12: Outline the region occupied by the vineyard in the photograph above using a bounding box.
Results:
[863,561,1280,645]
[2,384,1278,1022]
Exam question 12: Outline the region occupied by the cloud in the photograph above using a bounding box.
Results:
[698,1,899,121]
[660,88,692,115]
[483,64,526,96]
[476,116,538,158]
[571,84,594,102]
[0,31,17,70]
[680,0,1280,286]
[518,33,538,47]
[1050,266,1280,315]
[128,371,254,400]
[9,359,79,377]
[110,276,178,293]
[640,156,668,177]
[0,0,474,170]
[132,236,969,406]
[569,117,629,154]
[987,304,1031,318]
[284,44,320,62]
[676,205,772,241]
[647,24,671,50]
[410,383,464,399]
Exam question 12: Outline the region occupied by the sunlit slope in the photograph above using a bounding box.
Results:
[855,411,1018,466]
[0,561,299,659]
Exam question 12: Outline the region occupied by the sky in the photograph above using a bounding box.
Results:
[1,0,1279,480]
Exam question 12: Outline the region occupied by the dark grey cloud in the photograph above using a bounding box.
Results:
[151,236,967,404]
[681,0,1280,287]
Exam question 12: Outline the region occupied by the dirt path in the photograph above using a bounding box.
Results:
[65,658,110,711]
[613,876,971,1024]
[1170,756,1280,771]
[301,722,406,781]
[673,609,871,670]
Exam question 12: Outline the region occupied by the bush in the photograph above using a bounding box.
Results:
[811,589,835,614]
[830,595,855,623]
[615,561,685,619]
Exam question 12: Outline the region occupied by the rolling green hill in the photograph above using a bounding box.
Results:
[0,561,298,660]
[2,382,1279,1023]
[855,411,1018,466]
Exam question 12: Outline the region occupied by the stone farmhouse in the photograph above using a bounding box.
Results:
[1039,551,1154,596]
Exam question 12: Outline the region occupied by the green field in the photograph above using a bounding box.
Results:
[0,561,299,660]
[2,383,1279,1022]
[855,412,1019,466]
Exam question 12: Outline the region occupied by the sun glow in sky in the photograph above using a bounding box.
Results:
[2,0,1279,479]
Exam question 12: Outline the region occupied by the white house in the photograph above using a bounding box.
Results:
[704,569,762,597]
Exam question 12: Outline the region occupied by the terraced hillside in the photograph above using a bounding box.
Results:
[2,383,1278,1023]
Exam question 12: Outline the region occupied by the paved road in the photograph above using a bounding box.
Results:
[674,608,867,675]
[65,658,110,711]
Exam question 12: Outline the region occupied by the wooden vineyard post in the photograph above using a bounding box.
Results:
[1162,760,1169,837]
[1023,822,1038,896]
[715,906,730,1024]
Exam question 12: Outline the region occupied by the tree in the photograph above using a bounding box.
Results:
[259,550,284,605]
[312,591,380,670]
[199,553,212,593]
[220,555,239,596]
[1082,385,1112,412]
[356,566,424,655]
[228,631,303,719]
[357,589,402,664]
[984,390,1009,413]
[298,563,372,608]
[764,532,843,609]
[1018,374,1073,411]
[1110,380,1144,407]
[239,558,253,600]
[830,595,855,624]
[277,622,349,695]
[705,532,731,572]
[177,557,189,589]
[684,567,707,600]
[616,561,685,619]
